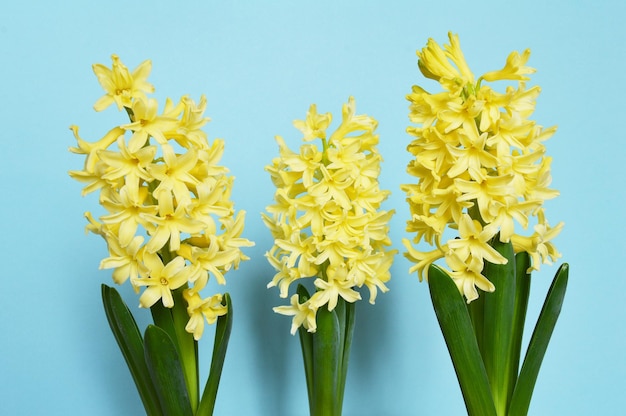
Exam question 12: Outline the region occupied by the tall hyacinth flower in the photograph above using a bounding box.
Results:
[263,97,396,416]
[69,55,253,416]
[402,33,563,302]
[402,34,569,416]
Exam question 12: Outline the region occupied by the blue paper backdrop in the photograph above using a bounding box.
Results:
[1,1,624,415]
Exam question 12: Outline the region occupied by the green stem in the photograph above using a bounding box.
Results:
[171,287,199,412]
[321,137,330,166]
[466,292,485,357]
[296,285,315,414]
[482,238,516,416]
[312,305,340,416]
[305,297,354,416]
[150,301,177,347]
[197,294,233,416]
[507,252,532,410]
[124,106,135,122]
[468,202,486,227]
[336,299,355,414]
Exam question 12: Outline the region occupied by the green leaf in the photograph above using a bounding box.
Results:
[101,284,162,416]
[312,304,340,416]
[296,285,315,414]
[428,265,497,416]
[481,238,516,415]
[144,325,194,416]
[508,263,569,416]
[197,293,234,416]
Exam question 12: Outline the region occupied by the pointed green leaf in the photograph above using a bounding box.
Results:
[197,293,233,416]
[508,263,569,416]
[144,325,194,416]
[101,284,162,416]
[428,265,496,416]
[482,238,516,414]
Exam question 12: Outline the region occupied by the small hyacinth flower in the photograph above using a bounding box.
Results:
[263,97,396,334]
[402,33,563,303]
[264,97,395,416]
[70,55,254,340]
[92,54,155,112]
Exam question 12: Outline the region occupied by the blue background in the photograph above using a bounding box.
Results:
[1,1,624,415]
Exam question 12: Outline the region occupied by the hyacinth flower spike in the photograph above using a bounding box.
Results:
[264,98,396,416]
[70,55,253,416]
[402,33,569,416]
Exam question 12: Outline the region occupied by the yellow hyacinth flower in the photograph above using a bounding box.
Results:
[264,97,396,333]
[183,290,227,341]
[403,33,563,302]
[70,55,253,339]
[135,254,192,308]
[92,54,155,112]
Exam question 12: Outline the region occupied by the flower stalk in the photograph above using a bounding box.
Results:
[403,33,569,415]
[70,55,253,415]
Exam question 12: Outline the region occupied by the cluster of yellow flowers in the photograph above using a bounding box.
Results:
[402,33,563,302]
[263,97,396,334]
[69,55,253,340]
